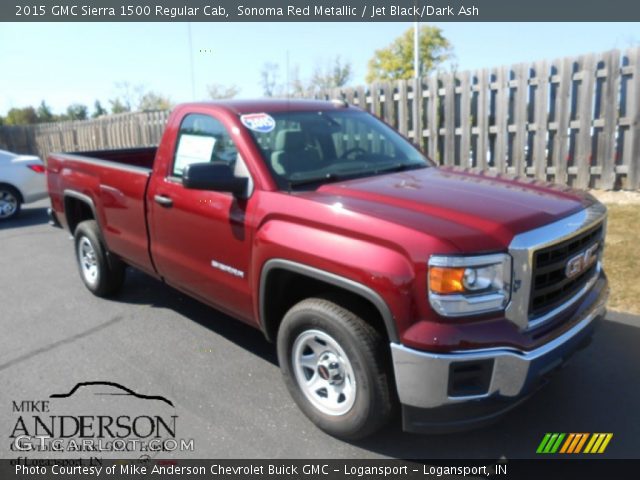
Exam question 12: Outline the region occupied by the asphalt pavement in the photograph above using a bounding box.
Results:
[1,200,639,459]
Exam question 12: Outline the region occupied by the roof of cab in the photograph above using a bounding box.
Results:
[178,99,355,115]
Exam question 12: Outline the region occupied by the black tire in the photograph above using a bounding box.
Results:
[277,297,394,440]
[74,220,125,297]
[0,185,22,220]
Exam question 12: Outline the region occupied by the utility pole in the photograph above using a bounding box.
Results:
[187,23,196,100]
[413,21,420,79]
[286,50,290,98]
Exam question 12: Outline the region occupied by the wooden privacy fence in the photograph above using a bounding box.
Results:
[1,48,638,190]
[319,47,640,190]
[0,110,170,161]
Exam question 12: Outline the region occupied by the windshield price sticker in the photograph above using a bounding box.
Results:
[240,113,276,133]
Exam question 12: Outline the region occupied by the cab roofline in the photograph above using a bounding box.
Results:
[178,99,358,115]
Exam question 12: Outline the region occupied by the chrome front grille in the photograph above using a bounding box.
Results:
[506,202,607,331]
[529,223,604,318]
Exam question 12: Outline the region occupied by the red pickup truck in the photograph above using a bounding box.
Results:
[47,100,608,439]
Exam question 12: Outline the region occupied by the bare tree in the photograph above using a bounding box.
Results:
[207,83,241,99]
[260,62,280,97]
[109,98,130,114]
[284,57,354,98]
[309,56,353,92]
[288,64,311,98]
[110,81,146,112]
[138,92,173,111]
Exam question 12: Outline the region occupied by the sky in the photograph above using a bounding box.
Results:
[0,22,639,116]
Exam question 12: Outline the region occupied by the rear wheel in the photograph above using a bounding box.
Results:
[74,220,125,297]
[277,298,394,440]
[0,186,21,220]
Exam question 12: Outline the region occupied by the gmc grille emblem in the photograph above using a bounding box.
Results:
[565,244,599,279]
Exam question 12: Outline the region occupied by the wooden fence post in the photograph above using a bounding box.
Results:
[576,54,596,189]
[623,47,640,190]
[597,50,621,189]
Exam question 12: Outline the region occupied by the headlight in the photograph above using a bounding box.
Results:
[428,254,512,317]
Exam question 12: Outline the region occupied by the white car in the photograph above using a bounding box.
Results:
[0,149,48,220]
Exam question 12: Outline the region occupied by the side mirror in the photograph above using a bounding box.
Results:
[182,162,248,198]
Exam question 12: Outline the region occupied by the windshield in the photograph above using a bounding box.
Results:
[243,110,431,190]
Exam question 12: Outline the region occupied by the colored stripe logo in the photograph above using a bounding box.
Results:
[537,433,613,454]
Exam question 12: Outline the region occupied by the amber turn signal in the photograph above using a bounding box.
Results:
[429,267,466,294]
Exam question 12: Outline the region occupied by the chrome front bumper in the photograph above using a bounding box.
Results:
[391,275,608,411]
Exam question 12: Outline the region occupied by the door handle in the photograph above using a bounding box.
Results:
[154,194,173,208]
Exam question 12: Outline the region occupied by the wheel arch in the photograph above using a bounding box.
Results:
[259,259,399,344]
[63,189,98,234]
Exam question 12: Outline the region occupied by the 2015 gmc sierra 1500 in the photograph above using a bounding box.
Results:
[47,100,608,439]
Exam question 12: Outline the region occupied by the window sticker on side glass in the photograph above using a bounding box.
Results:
[174,134,216,175]
[240,113,276,133]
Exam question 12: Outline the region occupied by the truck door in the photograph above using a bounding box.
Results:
[147,112,256,323]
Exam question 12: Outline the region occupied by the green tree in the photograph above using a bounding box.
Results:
[92,100,108,118]
[5,107,38,125]
[366,25,453,82]
[66,103,88,121]
[138,92,173,111]
[36,101,54,123]
[207,83,240,99]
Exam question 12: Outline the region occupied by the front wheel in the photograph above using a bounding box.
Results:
[74,220,125,297]
[277,298,394,440]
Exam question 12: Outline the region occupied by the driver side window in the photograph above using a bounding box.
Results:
[172,114,238,178]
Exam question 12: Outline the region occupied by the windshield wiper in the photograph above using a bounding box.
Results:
[287,172,342,189]
[372,163,427,175]
[287,163,427,190]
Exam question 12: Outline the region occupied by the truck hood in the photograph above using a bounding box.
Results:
[305,166,593,251]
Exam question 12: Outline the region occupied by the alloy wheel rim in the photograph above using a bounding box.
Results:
[0,191,18,218]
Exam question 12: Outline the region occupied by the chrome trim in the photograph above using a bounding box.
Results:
[428,292,508,317]
[391,287,607,409]
[506,202,607,330]
[428,253,509,268]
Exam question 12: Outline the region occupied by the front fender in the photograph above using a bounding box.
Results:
[252,220,415,341]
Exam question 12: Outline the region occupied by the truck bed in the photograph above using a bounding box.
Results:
[47,147,158,275]
[60,147,157,170]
